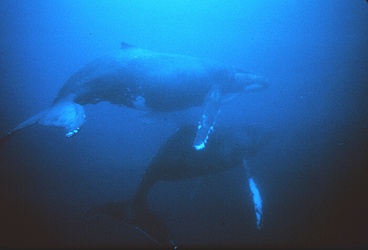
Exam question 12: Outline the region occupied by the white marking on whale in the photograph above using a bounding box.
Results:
[0,42,268,149]
[244,159,263,230]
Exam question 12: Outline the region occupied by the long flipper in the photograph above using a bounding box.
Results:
[243,159,263,230]
[86,201,176,249]
[193,84,222,150]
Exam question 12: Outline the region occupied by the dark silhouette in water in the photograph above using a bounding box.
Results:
[0,43,267,150]
[87,124,272,248]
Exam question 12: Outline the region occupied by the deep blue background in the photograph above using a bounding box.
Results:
[0,0,367,248]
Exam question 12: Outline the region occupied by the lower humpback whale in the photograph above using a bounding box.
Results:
[0,43,267,150]
[87,124,271,247]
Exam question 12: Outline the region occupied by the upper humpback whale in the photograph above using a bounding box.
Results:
[87,124,272,247]
[0,42,268,149]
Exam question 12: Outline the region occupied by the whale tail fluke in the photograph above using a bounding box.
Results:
[37,102,86,138]
[86,200,175,249]
[0,110,47,148]
[0,102,85,147]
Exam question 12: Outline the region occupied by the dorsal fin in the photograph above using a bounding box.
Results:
[120,42,135,49]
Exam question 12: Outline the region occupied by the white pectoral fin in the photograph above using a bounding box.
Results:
[192,85,222,150]
[243,160,263,230]
[248,177,263,230]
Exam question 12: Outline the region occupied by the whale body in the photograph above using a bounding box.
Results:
[1,43,268,149]
[87,124,271,247]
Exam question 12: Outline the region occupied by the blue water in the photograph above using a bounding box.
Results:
[0,0,367,248]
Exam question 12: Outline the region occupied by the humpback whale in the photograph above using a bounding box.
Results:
[0,43,268,150]
[87,124,271,247]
